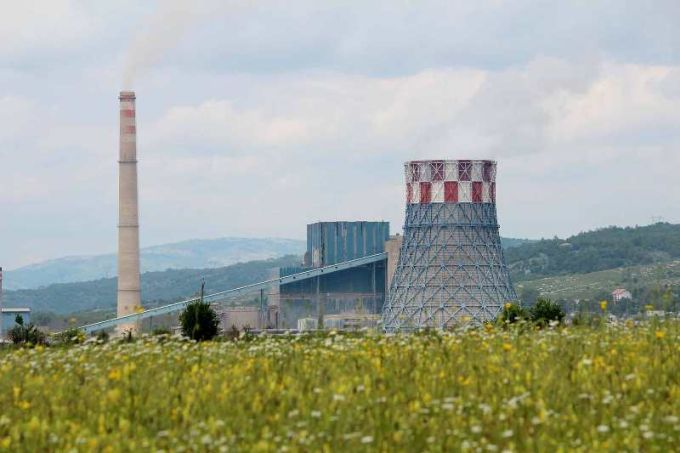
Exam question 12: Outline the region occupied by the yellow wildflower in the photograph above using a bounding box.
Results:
[106,389,121,404]
[656,331,665,339]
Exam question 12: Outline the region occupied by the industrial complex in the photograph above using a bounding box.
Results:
[81,91,517,334]
[1,91,519,337]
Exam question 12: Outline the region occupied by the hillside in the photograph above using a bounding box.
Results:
[516,259,680,302]
[507,223,680,282]
[4,255,301,315]
[4,237,305,290]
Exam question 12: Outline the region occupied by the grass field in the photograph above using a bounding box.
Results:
[0,322,678,451]
[516,259,680,301]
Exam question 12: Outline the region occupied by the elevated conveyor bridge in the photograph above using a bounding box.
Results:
[78,253,387,334]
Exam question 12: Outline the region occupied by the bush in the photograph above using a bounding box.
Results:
[121,330,135,343]
[571,312,603,328]
[8,321,48,346]
[179,300,220,341]
[152,327,172,336]
[530,298,566,327]
[498,303,529,324]
[225,325,240,341]
[53,328,86,346]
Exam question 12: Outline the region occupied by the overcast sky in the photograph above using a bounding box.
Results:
[1,0,679,269]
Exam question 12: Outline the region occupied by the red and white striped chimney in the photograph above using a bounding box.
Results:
[117,91,142,327]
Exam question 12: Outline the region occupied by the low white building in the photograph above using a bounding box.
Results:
[612,288,632,302]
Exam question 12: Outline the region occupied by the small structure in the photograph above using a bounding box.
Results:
[218,306,260,332]
[297,318,317,331]
[2,308,31,335]
[646,310,665,318]
[612,288,632,303]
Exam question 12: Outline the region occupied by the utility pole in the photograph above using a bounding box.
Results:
[259,288,265,330]
[372,262,377,315]
[316,276,324,330]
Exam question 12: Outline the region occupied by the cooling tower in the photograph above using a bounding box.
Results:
[381,160,517,331]
[117,91,142,327]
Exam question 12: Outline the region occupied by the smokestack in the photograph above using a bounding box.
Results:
[117,91,142,328]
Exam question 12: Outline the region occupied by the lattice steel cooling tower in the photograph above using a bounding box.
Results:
[381,160,517,331]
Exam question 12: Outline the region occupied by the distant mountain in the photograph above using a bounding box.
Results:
[4,237,305,290]
[5,236,532,290]
[4,255,302,315]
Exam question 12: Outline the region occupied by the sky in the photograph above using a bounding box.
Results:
[1,0,679,269]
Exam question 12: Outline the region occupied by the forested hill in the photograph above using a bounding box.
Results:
[4,256,301,315]
[507,223,680,281]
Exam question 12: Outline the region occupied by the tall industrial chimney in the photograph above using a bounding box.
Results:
[117,91,142,327]
[382,160,517,331]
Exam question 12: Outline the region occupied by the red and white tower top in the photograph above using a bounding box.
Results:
[404,160,497,205]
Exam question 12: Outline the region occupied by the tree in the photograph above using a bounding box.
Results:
[7,316,48,346]
[530,298,565,327]
[180,300,220,341]
[53,328,86,345]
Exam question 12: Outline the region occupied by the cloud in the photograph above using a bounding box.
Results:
[147,100,312,152]
[131,59,680,246]
[159,0,680,75]
[1,1,679,269]
[0,1,93,56]
[145,69,487,158]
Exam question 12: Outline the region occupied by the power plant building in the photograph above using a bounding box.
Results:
[382,160,517,331]
[305,222,389,267]
[277,222,390,329]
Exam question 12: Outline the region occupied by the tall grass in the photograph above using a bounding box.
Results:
[0,321,677,451]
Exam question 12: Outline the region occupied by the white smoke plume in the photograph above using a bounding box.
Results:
[122,0,247,88]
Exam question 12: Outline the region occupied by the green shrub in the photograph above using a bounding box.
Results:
[530,298,566,327]
[571,312,603,327]
[225,325,240,341]
[151,327,172,336]
[8,321,48,346]
[179,300,220,341]
[53,328,86,346]
[498,303,529,324]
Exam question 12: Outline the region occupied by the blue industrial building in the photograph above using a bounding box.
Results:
[1,308,31,336]
[277,221,390,329]
[305,222,390,267]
